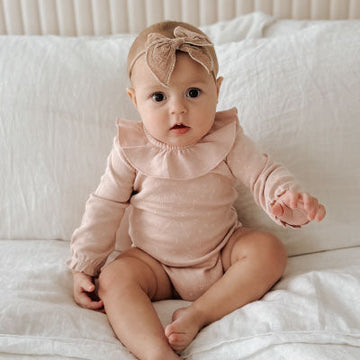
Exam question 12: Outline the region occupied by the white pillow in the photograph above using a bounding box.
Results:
[216,21,360,255]
[1,20,359,257]
[0,34,138,240]
[200,12,274,43]
[263,18,357,38]
[0,15,273,242]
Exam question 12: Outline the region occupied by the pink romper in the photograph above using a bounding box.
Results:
[68,108,307,301]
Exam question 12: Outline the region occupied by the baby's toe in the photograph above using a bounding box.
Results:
[168,333,186,351]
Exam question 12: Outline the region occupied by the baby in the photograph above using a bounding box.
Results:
[68,21,326,360]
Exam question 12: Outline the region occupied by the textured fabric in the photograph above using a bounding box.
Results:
[1,240,360,359]
[129,26,215,86]
[161,226,250,300]
[117,109,236,180]
[1,1,358,36]
[68,109,307,289]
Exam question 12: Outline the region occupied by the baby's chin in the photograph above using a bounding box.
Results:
[167,133,209,147]
[158,132,202,148]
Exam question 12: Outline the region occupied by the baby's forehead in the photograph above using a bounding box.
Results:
[131,52,212,86]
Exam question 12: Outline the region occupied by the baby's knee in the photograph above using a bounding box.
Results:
[235,231,287,278]
[98,253,162,300]
[252,232,287,278]
[98,257,139,297]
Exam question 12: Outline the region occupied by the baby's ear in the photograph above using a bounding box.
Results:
[126,87,137,107]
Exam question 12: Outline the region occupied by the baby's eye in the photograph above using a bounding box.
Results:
[186,88,201,98]
[152,92,166,102]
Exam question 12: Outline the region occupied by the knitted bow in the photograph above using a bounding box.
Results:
[135,26,215,86]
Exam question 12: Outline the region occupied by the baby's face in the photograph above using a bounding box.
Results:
[127,52,222,147]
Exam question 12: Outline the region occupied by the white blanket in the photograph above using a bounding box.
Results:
[1,240,359,359]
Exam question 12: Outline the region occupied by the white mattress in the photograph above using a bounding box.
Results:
[1,240,359,359]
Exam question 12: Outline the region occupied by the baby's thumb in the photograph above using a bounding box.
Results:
[271,202,284,217]
[81,276,95,292]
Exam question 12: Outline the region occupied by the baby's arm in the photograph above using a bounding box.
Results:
[68,137,136,308]
[226,122,325,227]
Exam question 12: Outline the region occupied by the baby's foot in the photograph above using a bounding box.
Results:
[164,306,203,352]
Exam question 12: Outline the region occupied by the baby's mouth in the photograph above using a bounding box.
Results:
[171,123,188,129]
[170,123,190,134]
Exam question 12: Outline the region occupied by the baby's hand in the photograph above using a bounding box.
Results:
[73,271,104,312]
[271,190,326,226]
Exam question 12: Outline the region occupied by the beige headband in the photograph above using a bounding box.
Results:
[128,26,216,86]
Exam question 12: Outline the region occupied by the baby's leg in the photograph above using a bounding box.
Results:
[98,248,181,360]
[165,229,287,352]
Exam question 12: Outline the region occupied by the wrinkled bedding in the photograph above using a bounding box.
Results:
[1,240,359,359]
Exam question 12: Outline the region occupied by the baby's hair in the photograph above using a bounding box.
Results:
[127,21,219,83]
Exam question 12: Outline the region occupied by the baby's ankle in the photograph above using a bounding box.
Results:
[188,303,210,328]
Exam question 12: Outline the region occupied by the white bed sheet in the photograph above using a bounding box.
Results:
[1,240,359,359]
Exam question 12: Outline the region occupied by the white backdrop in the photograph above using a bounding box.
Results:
[1,0,360,35]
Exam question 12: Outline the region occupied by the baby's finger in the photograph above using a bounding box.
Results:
[271,202,284,217]
[75,291,104,310]
[315,204,326,222]
[302,193,318,220]
[74,272,95,293]
[80,278,95,293]
[288,190,299,208]
[280,190,299,209]
[74,291,92,307]
[86,299,104,311]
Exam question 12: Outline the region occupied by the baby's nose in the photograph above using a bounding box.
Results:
[170,96,187,115]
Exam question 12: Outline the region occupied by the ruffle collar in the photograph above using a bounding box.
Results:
[117,108,238,180]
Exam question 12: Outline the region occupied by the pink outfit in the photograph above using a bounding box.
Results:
[68,108,308,301]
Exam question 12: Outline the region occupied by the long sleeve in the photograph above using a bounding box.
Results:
[67,137,136,276]
[226,122,308,227]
